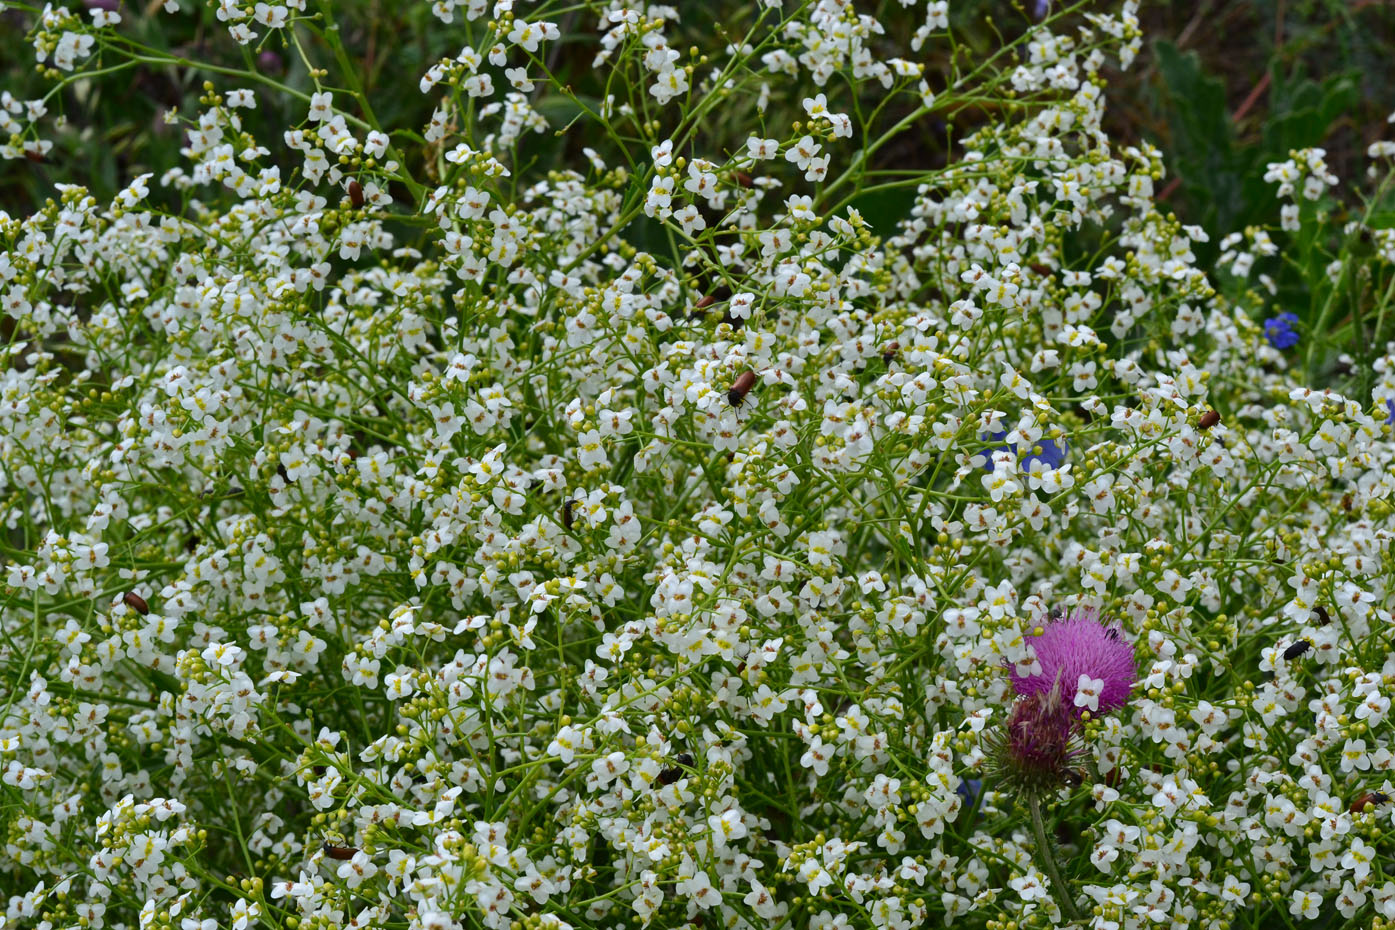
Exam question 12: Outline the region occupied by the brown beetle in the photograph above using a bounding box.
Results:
[561,498,576,530]
[1198,410,1220,430]
[693,294,716,311]
[882,342,899,364]
[727,370,757,408]
[322,841,358,860]
[734,171,753,189]
[1350,792,1390,814]
[348,179,364,208]
[123,592,150,616]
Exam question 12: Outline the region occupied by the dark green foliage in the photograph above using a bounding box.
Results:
[1153,39,1357,251]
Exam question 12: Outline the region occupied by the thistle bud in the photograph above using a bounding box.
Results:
[984,682,1084,797]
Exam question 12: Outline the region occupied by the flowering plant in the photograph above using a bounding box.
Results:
[3,2,1395,930]
[985,609,1136,920]
[993,609,1137,794]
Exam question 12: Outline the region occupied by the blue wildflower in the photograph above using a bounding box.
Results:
[980,428,1068,473]
[956,777,983,810]
[1263,312,1300,350]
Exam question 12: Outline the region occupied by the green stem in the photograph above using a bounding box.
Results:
[1028,794,1080,924]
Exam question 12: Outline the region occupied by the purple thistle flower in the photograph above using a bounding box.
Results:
[1009,607,1136,716]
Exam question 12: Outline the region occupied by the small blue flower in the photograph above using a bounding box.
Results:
[955,777,983,808]
[980,429,1068,472]
[1263,312,1300,350]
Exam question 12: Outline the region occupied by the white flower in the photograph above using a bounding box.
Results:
[507,20,557,52]
[384,667,416,699]
[1090,845,1118,872]
[746,137,778,159]
[1337,881,1368,919]
[202,642,245,668]
[744,880,778,918]
[253,3,287,26]
[676,870,720,909]
[576,429,608,469]
[709,808,748,846]
[1343,837,1376,881]
[1010,871,1049,902]
[673,204,705,235]
[229,899,261,930]
[1356,690,1390,725]
[650,68,689,105]
[1220,875,1250,904]
[800,736,832,776]
[306,91,334,121]
[1290,890,1321,920]
[53,32,95,70]
[337,851,378,888]
[1341,739,1371,773]
[547,725,584,764]
[784,135,822,170]
[644,175,675,218]
[1074,674,1104,712]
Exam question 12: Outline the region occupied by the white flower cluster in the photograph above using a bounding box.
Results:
[3,2,1395,930]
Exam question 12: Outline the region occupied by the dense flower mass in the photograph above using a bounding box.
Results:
[2,2,1395,930]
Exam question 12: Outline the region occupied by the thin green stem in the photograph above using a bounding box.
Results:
[1028,794,1080,924]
